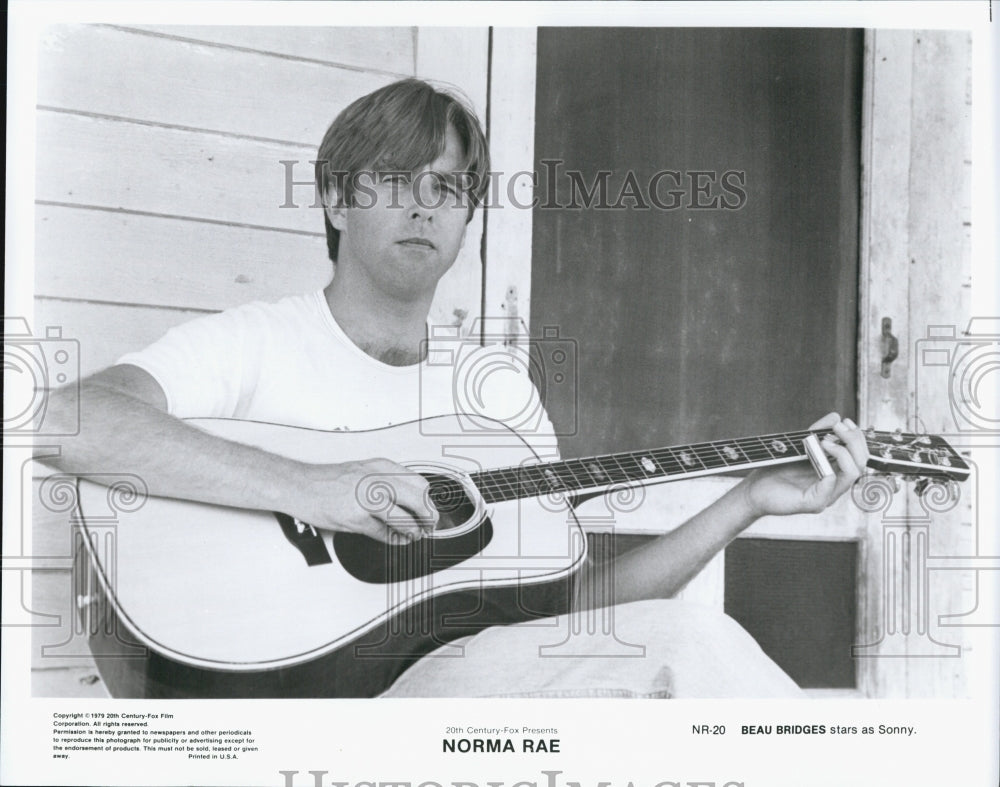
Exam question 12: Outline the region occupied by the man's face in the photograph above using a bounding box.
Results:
[327,124,471,300]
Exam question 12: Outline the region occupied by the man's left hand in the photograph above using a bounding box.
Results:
[738,413,869,519]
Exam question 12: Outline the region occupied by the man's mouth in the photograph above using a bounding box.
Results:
[398,237,436,249]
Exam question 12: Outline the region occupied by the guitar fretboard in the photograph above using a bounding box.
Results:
[467,428,834,504]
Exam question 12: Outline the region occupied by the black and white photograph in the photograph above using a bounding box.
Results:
[3,2,998,786]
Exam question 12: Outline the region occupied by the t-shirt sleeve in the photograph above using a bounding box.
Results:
[115,307,260,418]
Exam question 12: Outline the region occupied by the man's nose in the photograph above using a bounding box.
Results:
[408,199,432,221]
[405,174,439,219]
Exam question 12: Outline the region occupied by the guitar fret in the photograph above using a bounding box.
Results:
[515,465,545,498]
[709,442,737,466]
[757,435,786,461]
[606,453,634,484]
[755,437,779,458]
[636,452,663,477]
[497,468,519,496]
[486,468,508,493]
[689,443,727,469]
[560,460,589,490]
[739,436,771,461]
[499,468,524,497]
[544,464,575,492]
[567,457,601,487]
[785,434,808,456]
[514,465,541,498]
[607,455,637,483]
[469,427,968,505]
[674,445,707,471]
[477,470,509,503]
[615,454,639,483]
[582,457,614,486]
[617,451,660,481]
[716,441,748,465]
[648,447,685,476]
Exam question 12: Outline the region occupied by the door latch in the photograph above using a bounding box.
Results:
[880,317,899,378]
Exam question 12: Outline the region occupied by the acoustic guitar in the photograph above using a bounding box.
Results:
[71,414,969,698]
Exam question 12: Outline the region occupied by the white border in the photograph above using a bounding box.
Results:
[5,3,998,786]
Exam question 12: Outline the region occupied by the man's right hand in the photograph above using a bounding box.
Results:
[293,458,439,545]
[43,365,439,547]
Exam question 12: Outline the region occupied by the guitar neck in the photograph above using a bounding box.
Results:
[468,427,969,504]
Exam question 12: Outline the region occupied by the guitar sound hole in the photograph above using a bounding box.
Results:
[333,471,492,584]
[423,472,477,534]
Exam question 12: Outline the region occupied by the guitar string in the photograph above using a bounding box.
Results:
[465,429,845,502]
[475,453,786,502]
[464,430,952,503]
[427,430,956,506]
[475,427,830,497]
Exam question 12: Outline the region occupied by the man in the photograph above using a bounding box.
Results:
[45,78,867,697]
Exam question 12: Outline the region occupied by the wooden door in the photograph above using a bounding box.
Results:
[529,27,864,691]
[530,27,863,452]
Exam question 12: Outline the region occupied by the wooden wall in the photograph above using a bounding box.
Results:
[30,24,489,696]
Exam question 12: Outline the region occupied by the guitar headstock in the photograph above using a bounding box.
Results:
[863,429,970,482]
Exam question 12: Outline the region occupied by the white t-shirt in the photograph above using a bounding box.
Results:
[117,290,558,451]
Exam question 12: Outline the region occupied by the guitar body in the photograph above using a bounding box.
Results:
[74,413,967,698]
[75,416,587,698]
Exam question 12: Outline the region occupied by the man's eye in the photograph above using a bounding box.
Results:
[378,173,410,185]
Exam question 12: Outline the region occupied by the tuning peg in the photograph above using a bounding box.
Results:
[866,426,876,438]
[892,428,903,443]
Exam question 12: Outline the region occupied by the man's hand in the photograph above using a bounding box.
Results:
[294,458,439,545]
[737,413,869,519]
[585,413,870,605]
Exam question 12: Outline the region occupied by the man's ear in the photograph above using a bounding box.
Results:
[323,187,348,232]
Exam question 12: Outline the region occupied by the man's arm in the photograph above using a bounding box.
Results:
[42,365,436,543]
[590,413,868,605]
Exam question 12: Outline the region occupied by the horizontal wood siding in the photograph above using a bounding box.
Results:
[37,112,319,233]
[122,25,416,74]
[38,26,403,145]
[35,205,331,312]
[34,299,210,381]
